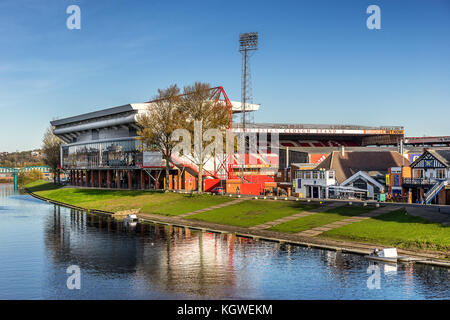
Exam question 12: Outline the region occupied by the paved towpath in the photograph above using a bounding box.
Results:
[405,206,450,227]
[177,198,244,218]
[249,202,346,231]
[296,206,400,237]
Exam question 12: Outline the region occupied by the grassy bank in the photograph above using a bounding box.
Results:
[271,206,374,233]
[321,209,450,252]
[25,180,61,192]
[186,200,319,227]
[26,180,233,215]
[25,180,449,253]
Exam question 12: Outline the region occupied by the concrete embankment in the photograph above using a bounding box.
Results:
[26,189,450,268]
[135,211,450,268]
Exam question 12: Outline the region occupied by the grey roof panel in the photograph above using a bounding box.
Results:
[430,149,450,167]
[50,104,134,127]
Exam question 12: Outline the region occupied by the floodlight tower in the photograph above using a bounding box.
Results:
[239,32,258,130]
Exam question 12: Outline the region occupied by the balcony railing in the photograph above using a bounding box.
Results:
[402,178,449,186]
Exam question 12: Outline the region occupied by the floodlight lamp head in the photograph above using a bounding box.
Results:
[239,32,258,52]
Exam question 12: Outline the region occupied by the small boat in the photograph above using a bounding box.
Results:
[123,214,139,227]
[365,255,398,263]
[365,248,398,263]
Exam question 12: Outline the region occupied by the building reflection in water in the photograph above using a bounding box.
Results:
[0,184,15,199]
[43,203,450,299]
[44,205,262,298]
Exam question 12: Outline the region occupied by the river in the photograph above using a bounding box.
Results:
[0,184,448,299]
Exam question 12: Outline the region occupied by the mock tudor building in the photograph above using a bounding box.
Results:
[403,149,450,204]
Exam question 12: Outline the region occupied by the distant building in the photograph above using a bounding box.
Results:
[49,87,406,193]
[340,171,385,199]
[386,166,412,200]
[293,169,336,198]
[403,149,450,204]
[315,148,410,199]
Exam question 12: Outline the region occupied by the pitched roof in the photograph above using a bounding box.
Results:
[316,150,409,183]
[428,149,450,167]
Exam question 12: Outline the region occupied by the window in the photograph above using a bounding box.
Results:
[62,139,139,169]
[437,169,446,179]
[295,171,304,179]
[413,169,424,178]
[328,171,335,179]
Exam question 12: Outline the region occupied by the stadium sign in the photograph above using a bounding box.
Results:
[232,128,404,135]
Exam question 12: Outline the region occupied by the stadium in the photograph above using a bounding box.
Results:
[50,85,417,194]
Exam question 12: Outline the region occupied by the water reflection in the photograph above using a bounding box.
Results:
[0,184,449,299]
[0,184,14,198]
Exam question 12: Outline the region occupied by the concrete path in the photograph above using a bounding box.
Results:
[249,202,346,230]
[177,198,244,218]
[296,206,400,237]
[405,206,450,227]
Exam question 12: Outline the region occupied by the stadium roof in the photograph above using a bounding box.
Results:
[233,122,404,131]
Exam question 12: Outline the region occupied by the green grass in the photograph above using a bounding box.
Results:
[25,180,61,192]
[271,205,373,233]
[186,200,319,227]
[321,209,450,252]
[27,180,232,215]
[24,180,449,253]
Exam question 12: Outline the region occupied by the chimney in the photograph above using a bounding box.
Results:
[340,145,345,157]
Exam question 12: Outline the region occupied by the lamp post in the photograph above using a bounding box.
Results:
[239,32,258,182]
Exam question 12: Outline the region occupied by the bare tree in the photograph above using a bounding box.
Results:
[136,85,183,190]
[181,82,232,193]
[42,126,62,184]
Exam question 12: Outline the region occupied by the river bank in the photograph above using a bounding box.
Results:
[4,183,449,299]
[25,180,450,266]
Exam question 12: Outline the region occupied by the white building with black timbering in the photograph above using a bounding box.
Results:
[403,149,450,204]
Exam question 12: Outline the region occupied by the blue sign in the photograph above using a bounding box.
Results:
[394,175,400,186]
[408,153,421,163]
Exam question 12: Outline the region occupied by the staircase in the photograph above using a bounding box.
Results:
[170,154,222,179]
[424,180,448,204]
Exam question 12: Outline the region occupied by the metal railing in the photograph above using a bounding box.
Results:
[402,178,448,186]
[424,180,448,204]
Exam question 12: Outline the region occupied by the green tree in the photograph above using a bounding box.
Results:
[42,126,62,184]
[136,85,184,190]
[181,82,232,193]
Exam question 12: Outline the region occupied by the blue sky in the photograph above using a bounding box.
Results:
[0,0,449,151]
